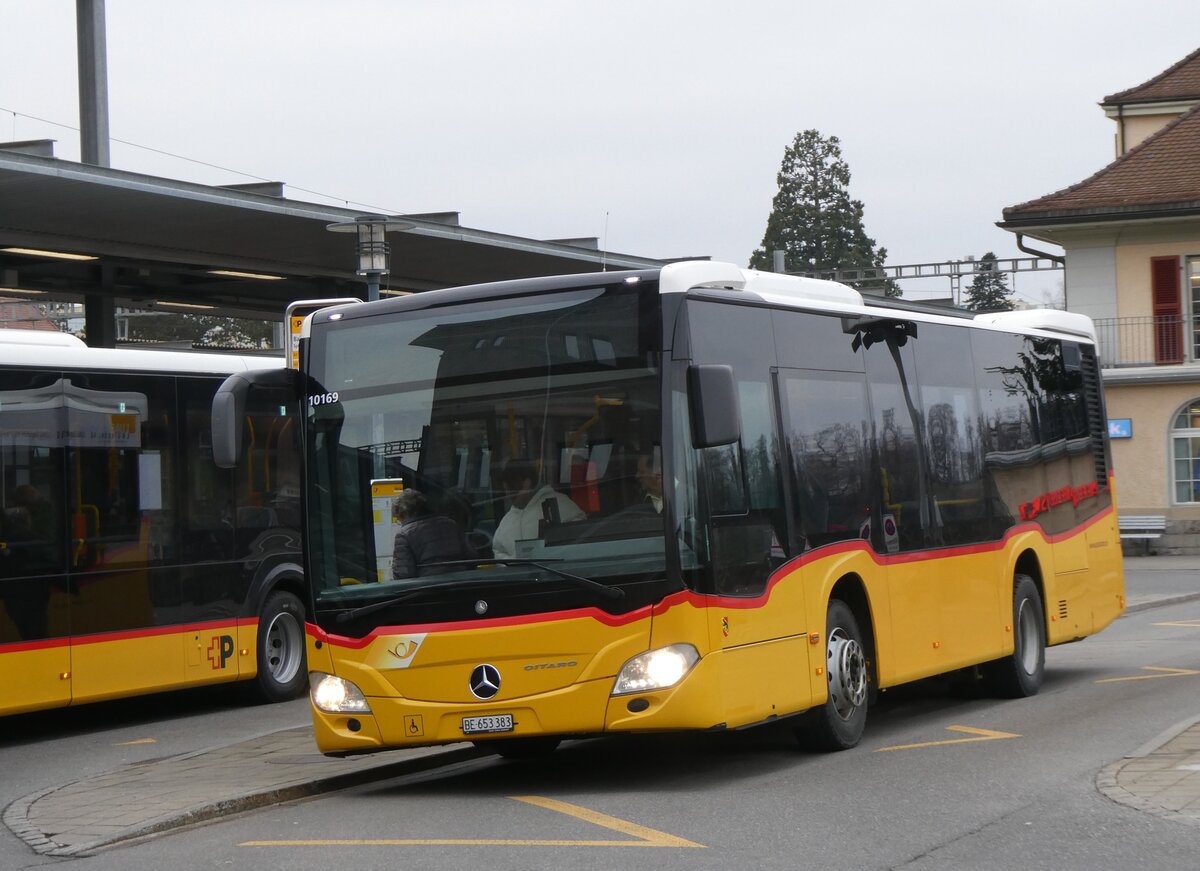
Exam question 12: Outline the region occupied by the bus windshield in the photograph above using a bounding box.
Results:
[304,280,671,632]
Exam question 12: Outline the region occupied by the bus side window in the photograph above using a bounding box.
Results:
[66,373,178,573]
[863,337,926,553]
[180,378,236,563]
[912,323,988,547]
[973,331,1039,538]
[778,370,872,551]
[0,369,67,643]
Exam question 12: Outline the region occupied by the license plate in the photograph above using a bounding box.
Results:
[462,714,514,734]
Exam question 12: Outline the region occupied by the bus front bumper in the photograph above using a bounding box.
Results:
[310,654,727,755]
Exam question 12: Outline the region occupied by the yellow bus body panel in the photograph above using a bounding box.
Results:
[309,507,1125,756]
[0,642,71,716]
[0,619,252,715]
[71,623,244,705]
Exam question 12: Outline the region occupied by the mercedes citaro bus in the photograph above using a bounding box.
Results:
[1,329,305,716]
[213,261,1124,757]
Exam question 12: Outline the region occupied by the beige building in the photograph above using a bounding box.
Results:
[1000,47,1200,553]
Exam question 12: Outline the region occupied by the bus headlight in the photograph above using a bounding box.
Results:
[310,672,371,713]
[612,644,700,695]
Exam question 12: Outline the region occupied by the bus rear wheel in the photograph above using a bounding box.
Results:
[797,598,869,751]
[255,590,308,702]
[983,574,1045,698]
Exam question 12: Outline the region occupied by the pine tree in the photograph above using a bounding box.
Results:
[962,252,1015,312]
[750,129,900,297]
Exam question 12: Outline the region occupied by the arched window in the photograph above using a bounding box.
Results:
[1171,400,1200,503]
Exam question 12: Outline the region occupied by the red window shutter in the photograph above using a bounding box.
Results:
[1152,256,1182,364]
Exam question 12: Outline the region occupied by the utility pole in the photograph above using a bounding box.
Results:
[77,0,116,347]
[76,0,111,168]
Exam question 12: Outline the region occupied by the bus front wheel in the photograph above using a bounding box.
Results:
[983,574,1045,698]
[255,589,308,702]
[797,598,869,751]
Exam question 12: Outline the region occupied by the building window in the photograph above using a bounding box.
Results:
[1171,400,1200,503]
[1191,257,1200,362]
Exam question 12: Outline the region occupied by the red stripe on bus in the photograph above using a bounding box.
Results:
[1,618,251,653]
[312,501,1116,647]
[0,636,71,654]
[310,602,657,650]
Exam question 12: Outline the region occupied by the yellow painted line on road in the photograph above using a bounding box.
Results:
[114,738,156,746]
[1152,620,1200,628]
[512,795,702,847]
[875,725,1021,753]
[1096,665,1200,683]
[240,795,704,849]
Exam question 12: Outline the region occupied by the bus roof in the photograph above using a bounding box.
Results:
[658,262,1098,346]
[0,329,286,375]
[301,261,1098,347]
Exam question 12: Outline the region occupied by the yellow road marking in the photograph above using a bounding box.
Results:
[511,795,702,847]
[1152,620,1200,628]
[1096,666,1200,683]
[240,795,704,849]
[114,738,156,746]
[875,725,1021,753]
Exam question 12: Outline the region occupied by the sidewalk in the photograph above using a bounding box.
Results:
[1121,553,1200,612]
[3,729,485,857]
[4,555,1199,856]
[1096,553,1200,826]
[1098,715,1200,828]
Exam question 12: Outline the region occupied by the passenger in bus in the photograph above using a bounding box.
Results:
[8,485,50,533]
[492,460,585,559]
[11,485,57,562]
[635,452,664,513]
[1,485,57,641]
[391,489,473,578]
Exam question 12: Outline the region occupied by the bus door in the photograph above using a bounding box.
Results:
[870,322,1000,677]
[683,301,805,726]
[65,373,185,702]
[0,370,71,714]
[178,376,244,686]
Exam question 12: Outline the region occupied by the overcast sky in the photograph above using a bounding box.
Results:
[2,1,1198,303]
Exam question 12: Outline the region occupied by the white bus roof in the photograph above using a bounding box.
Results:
[0,329,285,375]
[659,261,1098,345]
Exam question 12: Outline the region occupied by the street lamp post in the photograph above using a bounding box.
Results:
[326,215,412,301]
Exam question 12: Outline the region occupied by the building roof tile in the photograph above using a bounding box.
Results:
[1002,102,1200,222]
[1103,46,1200,105]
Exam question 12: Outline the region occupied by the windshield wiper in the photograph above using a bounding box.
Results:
[333,577,483,623]
[333,558,623,623]
[422,558,625,600]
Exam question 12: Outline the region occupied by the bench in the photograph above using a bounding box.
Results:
[1118,515,1167,554]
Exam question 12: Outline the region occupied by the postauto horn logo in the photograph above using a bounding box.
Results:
[207,635,235,670]
[368,634,428,670]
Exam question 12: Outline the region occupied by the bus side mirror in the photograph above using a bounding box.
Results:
[212,368,297,469]
[687,364,741,448]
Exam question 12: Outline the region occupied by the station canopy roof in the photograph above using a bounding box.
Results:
[0,144,668,320]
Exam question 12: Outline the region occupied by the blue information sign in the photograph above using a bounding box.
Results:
[1108,419,1132,439]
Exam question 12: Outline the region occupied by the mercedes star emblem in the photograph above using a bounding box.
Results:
[469,663,501,700]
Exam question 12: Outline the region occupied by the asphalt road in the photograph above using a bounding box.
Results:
[1,573,1198,869]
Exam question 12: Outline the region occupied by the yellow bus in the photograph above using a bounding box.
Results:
[0,329,306,716]
[222,261,1124,756]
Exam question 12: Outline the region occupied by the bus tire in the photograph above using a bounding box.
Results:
[484,737,561,760]
[798,598,869,751]
[255,589,308,703]
[983,574,1045,698]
